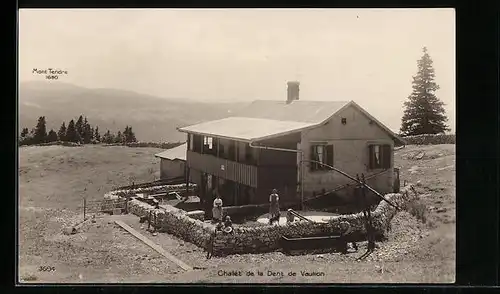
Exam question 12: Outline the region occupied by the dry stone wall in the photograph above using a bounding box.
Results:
[402,134,455,145]
[127,199,214,249]
[124,184,417,256]
[212,185,416,256]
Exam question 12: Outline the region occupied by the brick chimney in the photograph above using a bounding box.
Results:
[286,81,300,104]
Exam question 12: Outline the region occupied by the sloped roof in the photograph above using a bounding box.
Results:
[177,100,405,145]
[233,100,350,124]
[154,143,187,161]
[177,117,315,142]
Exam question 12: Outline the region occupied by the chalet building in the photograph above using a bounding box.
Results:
[154,143,187,180]
[177,81,405,208]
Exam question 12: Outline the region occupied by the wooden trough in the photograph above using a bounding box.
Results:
[281,235,348,255]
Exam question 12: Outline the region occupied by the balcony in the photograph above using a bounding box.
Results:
[186,150,258,188]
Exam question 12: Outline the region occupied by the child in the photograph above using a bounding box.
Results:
[269,189,280,225]
[286,209,295,224]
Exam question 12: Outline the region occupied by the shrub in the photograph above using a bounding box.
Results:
[406,199,428,223]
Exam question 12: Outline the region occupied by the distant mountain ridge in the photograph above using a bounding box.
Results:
[19,81,249,142]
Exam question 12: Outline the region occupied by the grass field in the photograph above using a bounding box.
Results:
[18,144,455,283]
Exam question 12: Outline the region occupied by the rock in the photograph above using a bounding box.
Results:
[63,227,77,235]
[436,207,447,213]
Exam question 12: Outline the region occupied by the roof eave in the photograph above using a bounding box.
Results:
[250,123,318,143]
[177,128,253,143]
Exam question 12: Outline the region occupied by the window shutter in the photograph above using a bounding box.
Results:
[382,145,391,168]
[368,145,374,169]
[213,138,218,155]
[326,144,334,167]
[310,145,316,171]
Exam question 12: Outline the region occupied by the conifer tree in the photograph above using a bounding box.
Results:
[400,47,450,136]
[102,130,114,143]
[94,126,101,142]
[33,116,48,144]
[75,115,84,141]
[82,117,92,144]
[47,129,58,142]
[57,122,67,141]
[115,131,123,143]
[65,119,80,143]
[20,128,29,138]
[123,126,138,143]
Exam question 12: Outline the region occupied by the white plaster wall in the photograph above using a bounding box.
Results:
[300,104,395,198]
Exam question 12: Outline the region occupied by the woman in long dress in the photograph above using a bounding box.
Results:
[269,189,280,225]
[212,193,223,223]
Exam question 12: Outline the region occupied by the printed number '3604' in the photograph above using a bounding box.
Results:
[38,266,55,272]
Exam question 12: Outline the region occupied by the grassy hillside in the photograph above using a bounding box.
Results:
[19,81,249,142]
[18,144,455,283]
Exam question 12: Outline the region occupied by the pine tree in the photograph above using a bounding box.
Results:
[400,47,450,136]
[57,122,67,141]
[115,131,123,143]
[65,119,80,143]
[33,116,48,144]
[94,126,101,142]
[81,117,92,144]
[102,130,113,143]
[75,115,84,142]
[20,128,29,138]
[123,126,137,143]
[47,129,58,142]
[19,128,31,145]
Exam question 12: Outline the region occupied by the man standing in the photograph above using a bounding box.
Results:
[269,189,280,225]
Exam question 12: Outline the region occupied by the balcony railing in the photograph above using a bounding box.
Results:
[186,150,258,188]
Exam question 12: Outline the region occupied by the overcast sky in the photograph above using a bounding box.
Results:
[19,9,455,132]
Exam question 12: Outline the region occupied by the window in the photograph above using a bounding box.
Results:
[310,144,334,171]
[203,136,216,155]
[204,136,213,149]
[368,144,391,169]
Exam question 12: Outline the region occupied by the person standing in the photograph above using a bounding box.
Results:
[212,192,223,223]
[206,227,217,259]
[269,189,280,225]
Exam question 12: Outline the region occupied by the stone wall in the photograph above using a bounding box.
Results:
[127,199,214,249]
[104,183,197,200]
[124,184,417,256]
[212,185,416,256]
[186,210,205,220]
[402,134,455,145]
